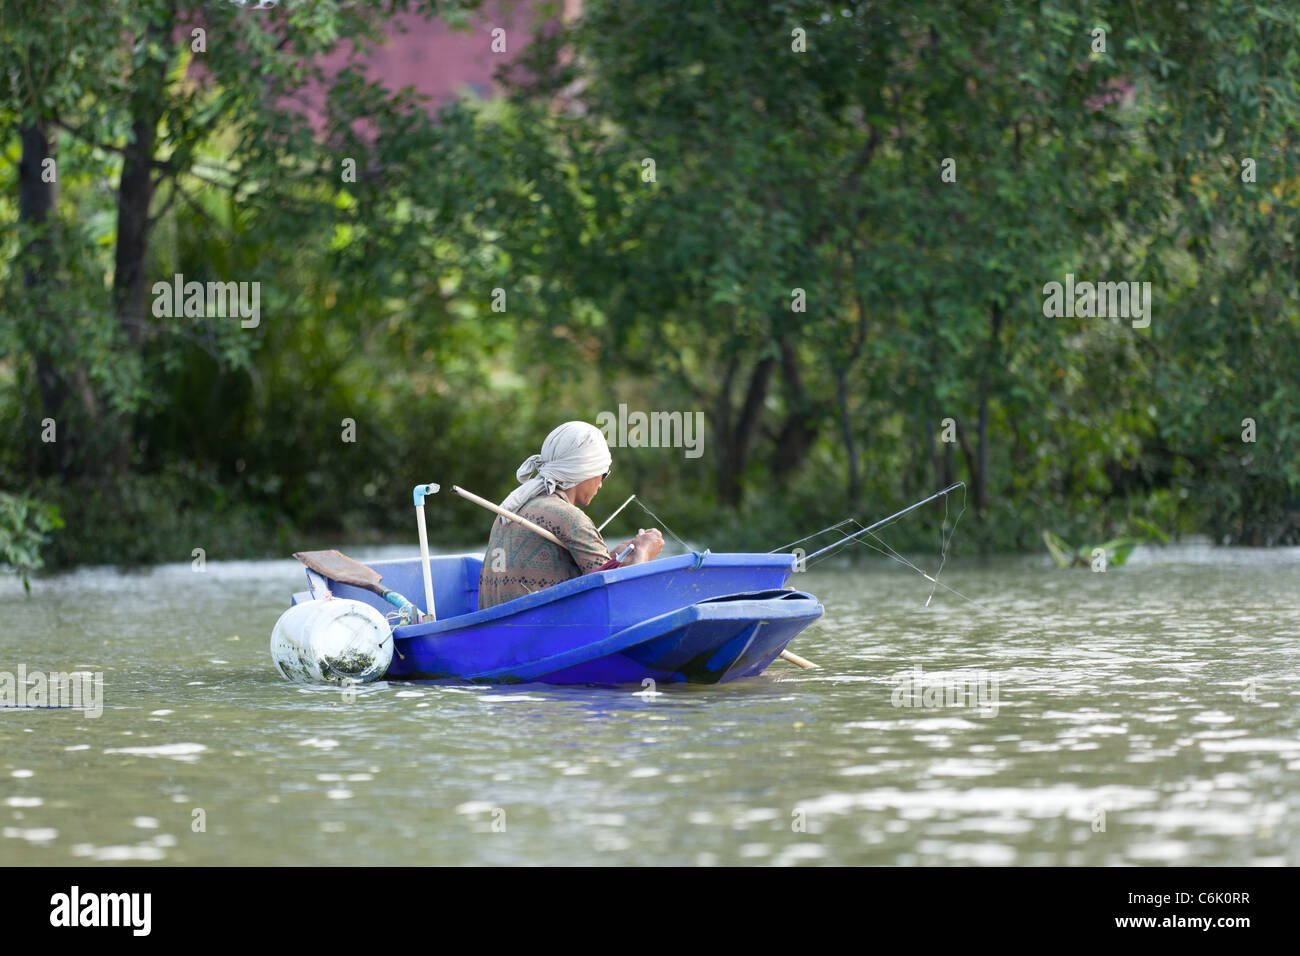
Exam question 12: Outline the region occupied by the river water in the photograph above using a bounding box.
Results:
[2,542,1297,865]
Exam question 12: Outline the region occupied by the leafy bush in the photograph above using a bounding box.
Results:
[0,491,64,591]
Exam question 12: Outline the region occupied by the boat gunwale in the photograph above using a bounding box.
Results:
[378,551,799,640]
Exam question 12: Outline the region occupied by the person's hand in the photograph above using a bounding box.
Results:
[632,527,663,561]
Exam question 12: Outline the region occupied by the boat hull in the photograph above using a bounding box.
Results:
[291,552,822,686]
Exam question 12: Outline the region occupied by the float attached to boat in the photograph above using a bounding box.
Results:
[287,551,822,685]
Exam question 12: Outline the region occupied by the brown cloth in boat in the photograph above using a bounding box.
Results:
[477,492,612,609]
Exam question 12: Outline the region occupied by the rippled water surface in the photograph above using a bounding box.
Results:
[2,542,1298,865]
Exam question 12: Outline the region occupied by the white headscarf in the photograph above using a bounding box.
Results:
[497,421,612,521]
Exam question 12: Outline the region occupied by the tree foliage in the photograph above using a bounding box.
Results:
[1,0,1297,574]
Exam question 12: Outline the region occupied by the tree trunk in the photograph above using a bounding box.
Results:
[18,124,55,252]
[717,353,775,506]
[769,339,817,483]
[955,301,1004,514]
[712,355,737,500]
[955,418,981,511]
[114,115,165,347]
[107,6,175,469]
[837,367,860,507]
[925,404,939,490]
[978,301,1003,512]
[18,122,72,477]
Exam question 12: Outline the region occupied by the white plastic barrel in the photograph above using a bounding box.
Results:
[270,599,393,685]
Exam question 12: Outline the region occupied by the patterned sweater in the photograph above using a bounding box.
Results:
[477,492,612,609]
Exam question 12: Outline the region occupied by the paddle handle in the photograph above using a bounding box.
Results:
[780,649,816,669]
[381,589,418,623]
[451,485,564,547]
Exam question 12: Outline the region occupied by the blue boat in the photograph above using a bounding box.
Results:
[291,551,822,685]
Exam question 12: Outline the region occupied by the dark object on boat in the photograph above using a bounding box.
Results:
[293,549,418,623]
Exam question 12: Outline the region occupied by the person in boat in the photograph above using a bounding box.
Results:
[478,421,664,609]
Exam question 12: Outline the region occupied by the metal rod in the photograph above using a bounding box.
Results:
[415,505,437,622]
[412,482,440,623]
[802,483,965,563]
[597,494,637,533]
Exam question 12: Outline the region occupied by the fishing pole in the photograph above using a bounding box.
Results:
[800,483,966,563]
[597,494,637,533]
[616,492,818,668]
[634,484,984,615]
[811,504,988,609]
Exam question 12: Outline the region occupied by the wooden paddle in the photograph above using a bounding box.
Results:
[779,649,816,668]
[293,550,420,623]
[450,485,564,546]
